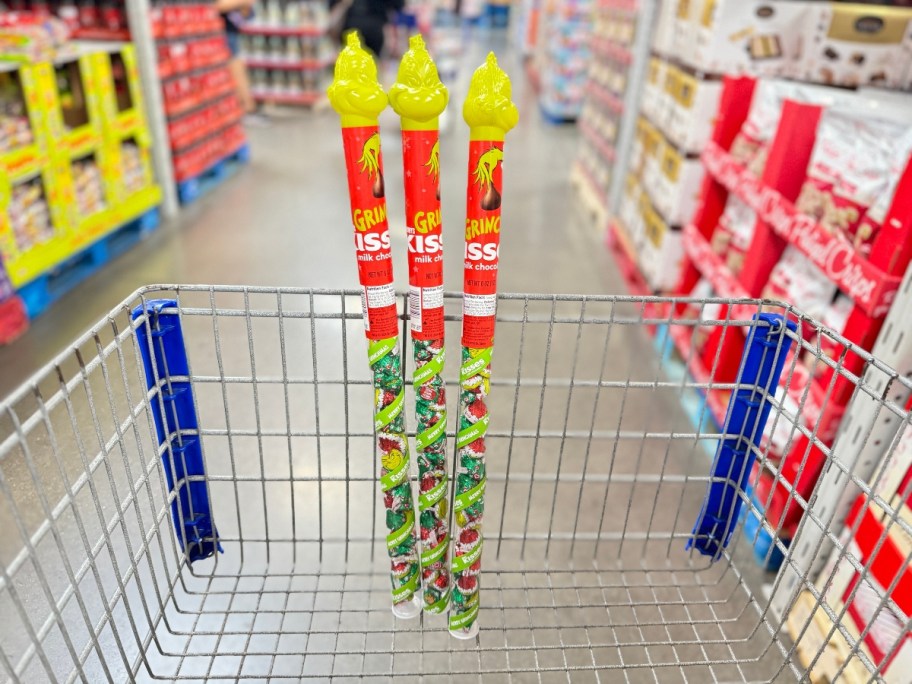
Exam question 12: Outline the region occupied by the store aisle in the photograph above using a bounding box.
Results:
[0,37,620,399]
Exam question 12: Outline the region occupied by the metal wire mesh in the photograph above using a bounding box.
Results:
[1,286,910,682]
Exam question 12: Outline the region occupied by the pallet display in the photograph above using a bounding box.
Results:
[0,60,68,290]
[0,47,162,323]
[14,1,245,210]
[533,0,592,121]
[610,0,738,293]
[604,1,912,297]
[584,3,912,576]
[241,0,330,106]
[668,74,912,567]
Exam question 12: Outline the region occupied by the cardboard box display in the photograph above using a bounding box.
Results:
[641,57,664,124]
[639,118,665,190]
[658,62,680,132]
[653,143,703,227]
[666,72,722,155]
[0,63,45,158]
[787,590,882,684]
[102,136,155,205]
[43,52,104,159]
[671,0,700,68]
[796,3,912,90]
[631,116,663,185]
[92,46,151,144]
[690,0,807,77]
[651,0,680,58]
[628,119,647,179]
[810,496,912,682]
[53,150,113,233]
[0,164,70,287]
[619,174,647,249]
[640,201,684,291]
[0,63,52,174]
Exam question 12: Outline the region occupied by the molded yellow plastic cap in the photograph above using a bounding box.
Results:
[463,52,518,142]
[388,35,449,131]
[327,33,388,127]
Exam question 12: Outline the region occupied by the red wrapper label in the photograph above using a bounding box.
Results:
[342,126,398,340]
[462,140,504,349]
[403,129,444,340]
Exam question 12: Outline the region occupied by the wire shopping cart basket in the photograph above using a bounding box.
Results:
[2,286,911,683]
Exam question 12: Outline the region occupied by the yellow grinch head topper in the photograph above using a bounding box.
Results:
[389,35,449,130]
[463,52,519,141]
[327,32,388,127]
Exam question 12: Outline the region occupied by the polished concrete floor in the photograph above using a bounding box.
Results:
[0,35,620,400]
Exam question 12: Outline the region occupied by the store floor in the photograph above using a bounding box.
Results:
[0,34,619,400]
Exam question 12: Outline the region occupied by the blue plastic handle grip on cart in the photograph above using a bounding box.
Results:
[687,313,797,560]
[132,299,221,563]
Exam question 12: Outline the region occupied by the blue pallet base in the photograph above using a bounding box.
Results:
[653,324,719,459]
[177,143,251,205]
[19,208,160,320]
[539,104,578,126]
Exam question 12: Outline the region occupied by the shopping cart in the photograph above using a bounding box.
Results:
[1,286,910,682]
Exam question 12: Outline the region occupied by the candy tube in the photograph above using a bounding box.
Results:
[388,35,451,615]
[449,53,518,639]
[327,33,421,619]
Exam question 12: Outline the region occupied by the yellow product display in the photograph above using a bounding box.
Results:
[0,63,51,183]
[0,48,161,291]
[54,151,113,233]
[42,53,104,160]
[108,138,155,203]
[92,47,151,145]
[0,166,69,287]
[0,64,44,156]
[99,136,160,214]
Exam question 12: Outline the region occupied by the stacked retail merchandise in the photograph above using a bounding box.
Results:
[12,1,249,203]
[0,29,161,341]
[575,3,912,677]
[532,0,592,120]
[241,0,331,106]
[573,0,639,219]
[5,0,130,40]
[154,4,248,187]
[614,0,912,292]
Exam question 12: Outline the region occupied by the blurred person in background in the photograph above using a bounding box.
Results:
[329,0,404,58]
[217,0,270,125]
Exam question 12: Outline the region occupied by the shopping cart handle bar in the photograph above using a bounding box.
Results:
[688,313,797,560]
[132,299,222,563]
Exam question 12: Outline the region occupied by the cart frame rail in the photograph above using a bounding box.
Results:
[1,286,910,682]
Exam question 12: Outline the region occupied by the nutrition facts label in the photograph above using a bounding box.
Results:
[463,293,497,317]
[422,285,444,309]
[410,286,445,335]
[362,283,398,335]
[366,283,396,308]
